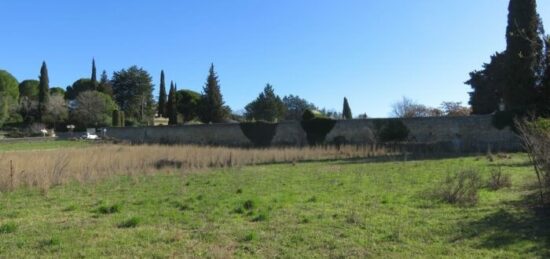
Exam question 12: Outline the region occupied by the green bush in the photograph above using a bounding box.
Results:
[240,121,278,147]
[301,116,336,146]
[437,169,482,206]
[374,119,409,142]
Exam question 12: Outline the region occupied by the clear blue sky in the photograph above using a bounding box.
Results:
[2,1,550,117]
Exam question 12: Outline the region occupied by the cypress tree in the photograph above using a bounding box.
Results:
[167,82,178,125]
[158,70,167,117]
[503,0,541,111]
[38,61,50,122]
[342,97,352,119]
[91,58,98,90]
[200,64,227,123]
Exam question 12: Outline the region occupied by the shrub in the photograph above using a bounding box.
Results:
[437,169,482,206]
[301,109,337,146]
[487,167,512,190]
[118,217,140,228]
[240,121,278,147]
[373,119,410,142]
[0,222,17,234]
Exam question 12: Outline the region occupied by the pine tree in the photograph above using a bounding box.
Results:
[199,64,228,123]
[503,0,541,111]
[91,58,98,90]
[158,70,167,117]
[167,81,178,125]
[38,61,50,122]
[342,97,352,119]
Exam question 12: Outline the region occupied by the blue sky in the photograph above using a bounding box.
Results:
[1,1,550,117]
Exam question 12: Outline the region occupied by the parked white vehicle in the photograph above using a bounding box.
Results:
[81,128,99,140]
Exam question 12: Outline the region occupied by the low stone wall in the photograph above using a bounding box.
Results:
[106,115,521,152]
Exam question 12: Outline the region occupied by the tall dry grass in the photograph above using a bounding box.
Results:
[0,144,394,192]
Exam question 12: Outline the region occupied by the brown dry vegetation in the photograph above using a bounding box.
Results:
[0,144,393,192]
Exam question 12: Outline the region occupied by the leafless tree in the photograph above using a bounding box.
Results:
[72,91,116,128]
[515,118,550,204]
[391,97,441,118]
[43,94,68,127]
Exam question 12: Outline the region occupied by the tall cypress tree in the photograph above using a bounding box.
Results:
[503,0,541,111]
[200,64,227,123]
[91,58,98,90]
[38,61,50,122]
[342,97,352,119]
[167,81,178,125]
[158,70,167,117]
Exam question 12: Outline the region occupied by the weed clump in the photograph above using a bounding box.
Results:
[437,169,482,206]
[118,217,140,228]
[0,222,17,234]
[487,167,512,190]
[97,204,121,214]
[243,200,255,210]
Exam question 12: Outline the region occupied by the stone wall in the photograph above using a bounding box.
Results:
[106,115,521,152]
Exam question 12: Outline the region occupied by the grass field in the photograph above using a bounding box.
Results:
[0,140,88,152]
[0,153,548,258]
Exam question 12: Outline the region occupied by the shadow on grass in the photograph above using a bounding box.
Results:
[456,193,550,257]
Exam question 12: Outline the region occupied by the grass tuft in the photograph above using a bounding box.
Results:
[0,222,17,234]
[118,217,141,228]
[97,204,121,214]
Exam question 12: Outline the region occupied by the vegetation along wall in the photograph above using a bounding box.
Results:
[106,115,521,152]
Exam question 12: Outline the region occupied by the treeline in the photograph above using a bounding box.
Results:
[467,0,550,120]
[0,61,357,131]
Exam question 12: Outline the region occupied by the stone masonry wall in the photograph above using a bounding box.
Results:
[106,115,521,152]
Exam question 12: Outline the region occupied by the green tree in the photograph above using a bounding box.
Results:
[467,52,507,114]
[50,87,66,96]
[282,95,317,121]
[0,70,19,101]
[176,89,201,122]
[244,84,285,122]
[158,70,167,117]
[342,97,352,119]
[18,80,40,100]
[65,79,94,100]
[0,93,9,127]
[167,82,178,125]
[98,70,113,97]
[503,0,541,112]
[111,66,155,124]
[38,62,50,122]
[199,64,229,123]
[71,91,117,128]
[91,58,98,90]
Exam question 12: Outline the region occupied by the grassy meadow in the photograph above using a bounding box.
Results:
[0,144,548,258]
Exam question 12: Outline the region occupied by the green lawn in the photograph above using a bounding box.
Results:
[0,155,548,258]
[0,140,89,152]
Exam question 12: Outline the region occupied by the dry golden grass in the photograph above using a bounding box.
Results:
[0,144,394,192]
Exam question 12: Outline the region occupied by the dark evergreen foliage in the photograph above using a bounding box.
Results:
[239,121,278,147]
[18,80,39,100]
[244,84,285,122]
[467,53,506,114]
[503,0,541,112]
[91,59,98,90]
[158,70,167,118]
[97,70,113,97]
[373,119,410,143]
[300,109,336,146]
[38,62,50,122]
[199,64,229,123]
[176,89,201,122]
[112,110,120,127]
[342,97,352,119]
[167,82,178,125]
[65,79,94,100]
